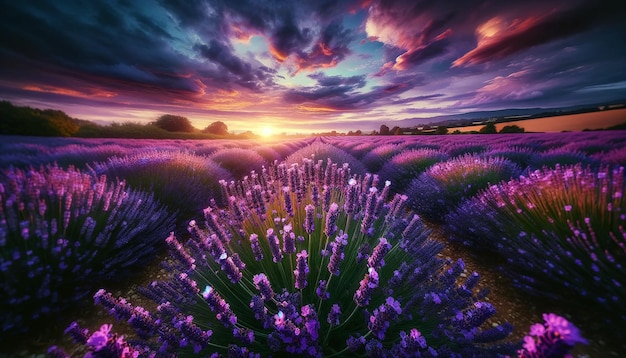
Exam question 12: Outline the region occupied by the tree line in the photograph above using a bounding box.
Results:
[0,101,253,139]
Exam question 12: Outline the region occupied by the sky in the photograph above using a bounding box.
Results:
[1,0,625,134]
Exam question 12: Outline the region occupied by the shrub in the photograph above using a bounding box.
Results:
[445,165,626,323]
[444,143,488,158]
[481,147,538,170]
[499,125,525,134]
[407,155,521,223]
[153,114,195,133]
[285,143,366,176]
[361,144,402,173]
[203,121,229,136]
[378,149,449,194]
[0,165,174,341]
[209,148,267,179]
[89,150,232,223]
[529,150,599,170]
[61,159,515,356]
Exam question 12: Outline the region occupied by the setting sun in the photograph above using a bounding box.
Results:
[260,126,274,137]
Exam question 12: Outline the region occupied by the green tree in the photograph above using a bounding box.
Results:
[153,114,195,132]
[479,122,497,134]
[436,126,449,135]
[203,121,229,135]
[499,125,525,133]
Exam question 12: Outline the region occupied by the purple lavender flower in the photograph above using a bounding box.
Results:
[253,273,275,301]
[360,187,378,234]
[282,224,296,254]
[368,297,402,340]
[249,233,264,261]
[368,237,391,269]
[327,303,341,326]
[294,250,309,289]
[324,202,339,237]
[266,228,283,263]
[518,313,588,357]
[354,267,379,306]
[316,280,330,300]
[304,204,315,234]
[202,286,237,328]
[327,232,348,275]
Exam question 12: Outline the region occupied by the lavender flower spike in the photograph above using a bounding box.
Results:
[249,233,264,261]
[267,228,283,263]
[253,273,275,301]
[354,267,379,306]
[368,237,391,270]
[325,203,339,237]
[304,204,315,234]
[294,250,310,289]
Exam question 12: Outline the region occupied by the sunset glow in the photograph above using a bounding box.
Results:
[0,1,624,134]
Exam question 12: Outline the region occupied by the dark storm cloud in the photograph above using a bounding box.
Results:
[194,40,271,90]
[452,1,619,67]
[283,73,426,111]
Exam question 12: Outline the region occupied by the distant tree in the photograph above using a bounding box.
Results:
[379,124,390,135]
[0,101,79,137]
[452,130,462,134]
[354,130,362,136]
[391,126,402,135]
[203,121,229,136]
[479,123,497,134]
[499,125,525,133]
[154,114,195,132]
[436,126,449,135]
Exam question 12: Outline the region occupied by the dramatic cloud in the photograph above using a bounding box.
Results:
[0,0,624,133]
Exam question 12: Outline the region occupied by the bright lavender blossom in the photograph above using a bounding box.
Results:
[63,157,514,356]
[518,313,588,358]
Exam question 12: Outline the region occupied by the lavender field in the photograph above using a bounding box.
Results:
[1,132,625,357]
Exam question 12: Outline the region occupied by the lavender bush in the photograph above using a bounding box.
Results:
[89,150,232,223]
[377,149,449,194]
[209,148,267,179]
[446,164,626,322]
[360,144,402,173]
[0,165,175,340]
[68,158,515,356]
[528,149,598,170]
[407,155,521,223]
[285,142,367,175]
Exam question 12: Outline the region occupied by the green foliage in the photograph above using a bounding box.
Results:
[203,121,229,135]
[479,122,497,134]
[153,114,196,132]
[435,126,449,135]
[499,125,525,133]
[0,101,79,137]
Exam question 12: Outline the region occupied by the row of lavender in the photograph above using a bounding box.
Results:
[47,156,584,357]
[321,134,625,321]
[1,132,618,356]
